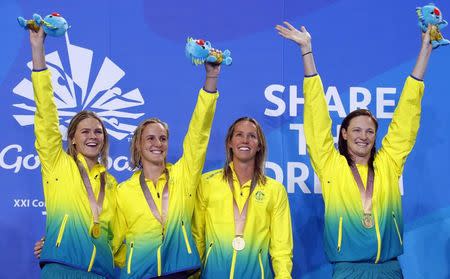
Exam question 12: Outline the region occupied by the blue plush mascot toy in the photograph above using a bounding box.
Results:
[417,3,449,49]
[17,13,69,37]
[186,37,232,66]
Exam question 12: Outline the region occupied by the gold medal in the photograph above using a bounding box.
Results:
[232,236,245,251]
[91,222,101,238]
[362,213,374,229]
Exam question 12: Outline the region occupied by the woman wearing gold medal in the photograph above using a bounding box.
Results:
[192,117,293,278]
[110,63,220,279]
[30,27,118,278]
[276,22,433,278]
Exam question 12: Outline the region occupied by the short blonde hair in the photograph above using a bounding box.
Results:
[129,118,169,170]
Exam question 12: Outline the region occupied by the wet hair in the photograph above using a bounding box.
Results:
[129,118,169,170]
[223,117,267,185]
[67,110,109,167]
[338,109,378,169]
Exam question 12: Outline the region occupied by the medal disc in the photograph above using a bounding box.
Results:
[232,236,245,251]
[91,222,101,238]
[362,214,374,229]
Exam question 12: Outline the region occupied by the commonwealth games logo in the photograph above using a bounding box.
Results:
[12,33,145,141]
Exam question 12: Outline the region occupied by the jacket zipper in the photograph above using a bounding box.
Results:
[87,244,96,272]
[392,211,403,245]
[204,242,214,267]
[127,242,134,274]
[181,221,192,254]
[229,249,237,279]
[337,216,343,252]
[258,249,265,279]
[157,245,162,276]
[56,214,69,247]
[108,244,115,269]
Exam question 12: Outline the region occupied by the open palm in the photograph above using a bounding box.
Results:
[275,21,311,49]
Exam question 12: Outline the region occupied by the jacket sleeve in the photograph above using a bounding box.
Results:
[191,176,208,262]
[379,76,425,176]
[175,89,218,191]
[269,182,293,279]
[303,75,339,179]
[111,188,128,268]
[32,69,64,175]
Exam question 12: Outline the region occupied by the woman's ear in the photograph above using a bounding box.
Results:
[341,128,348,140]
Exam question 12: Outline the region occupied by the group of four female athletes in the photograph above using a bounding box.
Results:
[31,19,433,279]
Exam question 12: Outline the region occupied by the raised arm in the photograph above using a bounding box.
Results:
[30,29,46,70]
[412,25,433,80]
[380,26,432,174]
[31,28,64,175]
[276,22,337,175]
[176,64,219,189]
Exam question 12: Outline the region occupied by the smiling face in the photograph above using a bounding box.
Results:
[341,115,376,164]
[71,117,104,165]
[139,122,168,167]
[228,120,261,164]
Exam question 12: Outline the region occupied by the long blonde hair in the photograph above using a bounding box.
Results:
[223,117,267,185]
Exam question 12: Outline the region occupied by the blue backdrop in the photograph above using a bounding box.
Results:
[1,1,449,278]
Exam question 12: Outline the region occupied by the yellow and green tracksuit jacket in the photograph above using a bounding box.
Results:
[303,74,424,263]
[112,89,218,278]
[192,164,293,279]
[33,69,118,278]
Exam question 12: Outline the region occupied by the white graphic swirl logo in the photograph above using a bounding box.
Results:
[12,34,145,140]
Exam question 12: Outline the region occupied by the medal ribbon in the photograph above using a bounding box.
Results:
[349,164,374,215]
[77,162,106,225]
[227,174,258,237]
[139,170,169,227]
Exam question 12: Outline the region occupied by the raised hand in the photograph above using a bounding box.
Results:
[275,22,312,53]
[421,24,433,52]
[276,21,317,76]
[29,26,46,49]
[205,62,221,78]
